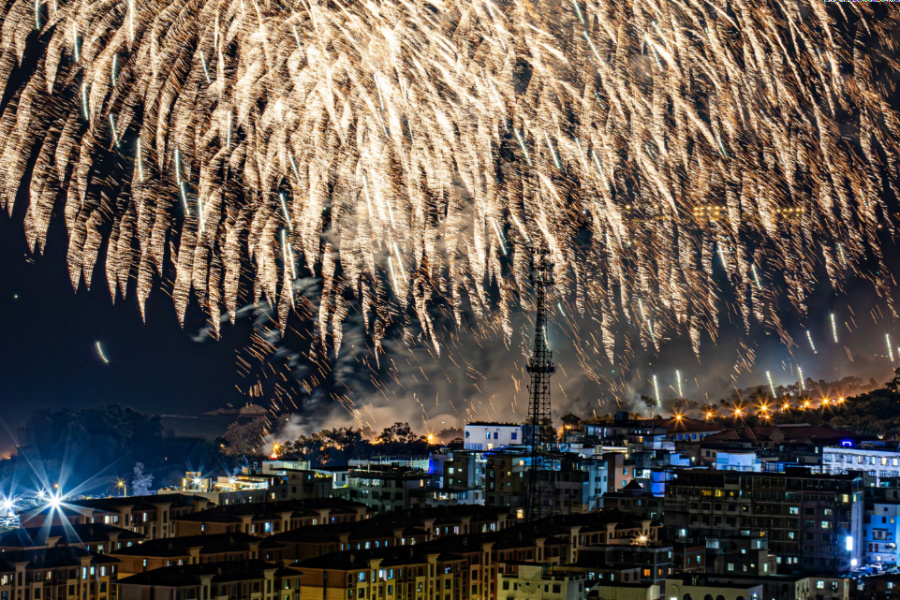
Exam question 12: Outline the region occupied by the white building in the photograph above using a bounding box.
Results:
[464,422,523,451]
[822,447,900,484]
[499,565,591,600]
[715,451,762,472]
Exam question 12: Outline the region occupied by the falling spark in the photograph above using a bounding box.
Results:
[174,147,183,186]
[888,334,895,363]
[652,374,660,406]
[281,229,296,282]
[571,0,585,25]
[72,22,79,61]
[136,138,144,182]
[128,0,134,41]
[490,219,507,255]
[80,82,89,120]
[806,330,817,354]
[109,115,120,148]
[750,264,762,290]
[198,196,206,233]
[675,369,683,399]
[831,314,839,344]
[200,51,212,84]
[95,341,110,365]
[543,132,561,170]
[797,366,804,392]
[766,371,776,398]
[179,182,190,216]
[279,192,293,231]
[513,128,531,167]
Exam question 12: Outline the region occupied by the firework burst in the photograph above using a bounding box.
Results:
[0,0,898,399]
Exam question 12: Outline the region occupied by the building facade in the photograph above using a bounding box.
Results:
[665,468,863,572]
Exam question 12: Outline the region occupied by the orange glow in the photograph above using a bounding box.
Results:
[270,442,282,460]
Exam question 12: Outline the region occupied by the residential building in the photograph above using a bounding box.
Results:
[822,446,900,485]
[0,523,143,553]
[108,532,262,578]
[485,452,587,516]
[116,560,300,600]
[664,575,763,600]
[347,466,431,512]
[497,564,591,600]
[864,486,900,566]
[20,494,212,540]
[588,582,659,600]
[0,547,119,600]
[665,468,864,572]
[464,423,523,451]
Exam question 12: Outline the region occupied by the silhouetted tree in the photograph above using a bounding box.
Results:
[222,417,268,456]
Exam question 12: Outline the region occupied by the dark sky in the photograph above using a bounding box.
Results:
[0,206,250,450]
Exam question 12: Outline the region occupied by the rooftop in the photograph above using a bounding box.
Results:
[0,523,143,548]
[110,533,262,558]
[117,560,298,587]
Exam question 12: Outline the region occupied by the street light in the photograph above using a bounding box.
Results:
[116,480,127,497]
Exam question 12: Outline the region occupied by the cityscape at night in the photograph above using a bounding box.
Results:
[1,0,900,599]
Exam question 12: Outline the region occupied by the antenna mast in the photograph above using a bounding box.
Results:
[524,245,555,522]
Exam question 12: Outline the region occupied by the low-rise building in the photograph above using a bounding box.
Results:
[497,564,591,600]
[20,494,212,540]
[588,582,659,600]
[864,486,900,566]
[0,547,119,600]
[347,466,431,512]
[465,423,523,451]
[108,532,262,578]
[116,560,300,600]
[0,523,143,553]
[664,575,763,600]
[823,446,900,485]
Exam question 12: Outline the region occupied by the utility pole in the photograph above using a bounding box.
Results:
[524,245,555,522]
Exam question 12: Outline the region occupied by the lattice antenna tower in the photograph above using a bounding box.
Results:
[524,245,555,522]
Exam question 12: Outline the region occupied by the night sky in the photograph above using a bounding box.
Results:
[0,202,251,450]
